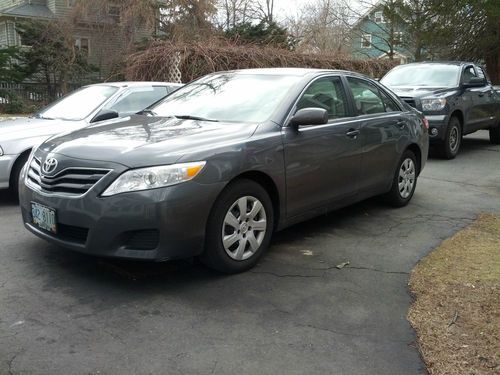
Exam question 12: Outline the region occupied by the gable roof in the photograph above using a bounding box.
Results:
[0,3,55,19]
[351,0,383,29]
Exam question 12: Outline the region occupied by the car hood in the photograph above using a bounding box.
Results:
[387,86,457,98]
[41,115,259,167]
[0,117,84,143]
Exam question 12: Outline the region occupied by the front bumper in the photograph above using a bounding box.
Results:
[425,114,448,143]
[20,173,225,261]
[0,154,17,189]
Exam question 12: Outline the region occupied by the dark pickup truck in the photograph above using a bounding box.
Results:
[381,62,500,159]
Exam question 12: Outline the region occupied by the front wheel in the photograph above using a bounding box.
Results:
[200,179,274,273]
[10,153,29,199]
[438,116,462,159]
[490,124,500,144]
[384,150,418,207]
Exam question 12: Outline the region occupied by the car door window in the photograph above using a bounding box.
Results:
[296,77,348,119]
[379,89,401,112]
[463,66,478,83]
[107,86,169,114]
[346,77,387,115]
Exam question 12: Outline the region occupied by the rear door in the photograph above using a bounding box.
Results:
[344,76,407,193]
[282,76,363,218]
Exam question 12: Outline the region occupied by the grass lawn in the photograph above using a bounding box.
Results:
[408,213,500,374]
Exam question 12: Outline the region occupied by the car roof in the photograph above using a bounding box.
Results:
[212,67,370,79]
[90,81,183,88]
[398,61,476,67]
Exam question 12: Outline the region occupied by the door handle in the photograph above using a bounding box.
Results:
[396,120,406,129]
[346,129,360,138]
[478,93,484,97]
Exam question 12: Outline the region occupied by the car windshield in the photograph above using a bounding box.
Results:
[381,64,460,88]
[37,85,119,121]
[150,73,302,123]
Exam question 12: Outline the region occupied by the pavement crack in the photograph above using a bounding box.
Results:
[344,266,409,275]
[296,323,408,343]
[7,349,22,375]
[421,175,498,190]
[249,270,321,278]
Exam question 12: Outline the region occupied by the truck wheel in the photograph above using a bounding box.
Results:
[438,116,462,159]
[490,124,500,145]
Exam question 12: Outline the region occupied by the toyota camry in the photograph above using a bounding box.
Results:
[19,68,429,273]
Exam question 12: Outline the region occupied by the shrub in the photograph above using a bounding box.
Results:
[125,40,397,83]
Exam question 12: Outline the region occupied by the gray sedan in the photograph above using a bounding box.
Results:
[0,81,182,195]
[19,69,429,273]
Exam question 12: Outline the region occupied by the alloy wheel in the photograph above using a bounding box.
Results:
[449,125,460,152]
[398,158,416,199]
[222,196,267,261]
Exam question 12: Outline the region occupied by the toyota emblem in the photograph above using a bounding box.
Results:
[42,157,58,174]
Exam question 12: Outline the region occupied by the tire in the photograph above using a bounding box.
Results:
[438,116,462,159]
[490,124,500,144]
[9,153,29,199]
[200,179,274,273]
[384,150,418,207]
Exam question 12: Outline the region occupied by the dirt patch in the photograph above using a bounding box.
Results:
[408,213,500,375]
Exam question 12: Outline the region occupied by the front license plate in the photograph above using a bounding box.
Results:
[31,202,57,234]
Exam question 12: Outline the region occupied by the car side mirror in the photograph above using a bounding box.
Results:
[462,77,486,88]
[91,109,119,123]
[289,108,328,128]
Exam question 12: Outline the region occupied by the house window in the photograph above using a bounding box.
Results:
[374,11,385,23]
[394,32,403,47]
[361,34,372,48]
[75,37,90,56]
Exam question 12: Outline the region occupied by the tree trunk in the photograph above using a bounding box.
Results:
[486,52,500,84]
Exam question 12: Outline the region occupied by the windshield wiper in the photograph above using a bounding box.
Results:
[174,114,219,122]
[137,109,157,116]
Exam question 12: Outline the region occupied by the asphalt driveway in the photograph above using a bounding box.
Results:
[1,131,499,375]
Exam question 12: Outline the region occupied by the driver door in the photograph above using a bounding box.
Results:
[282,76,363,218]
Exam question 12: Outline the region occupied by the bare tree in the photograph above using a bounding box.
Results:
[217,0,256,29]
[286,0,352,54]
[256,0,275,24]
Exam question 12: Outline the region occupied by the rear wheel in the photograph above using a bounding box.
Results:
[384,150,418,207]
[201,179,274,273]
[438,116,461,159]
[10,153,29,199]
[490,124,500,144]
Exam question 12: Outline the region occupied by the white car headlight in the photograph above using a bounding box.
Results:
[101,161,206,197]
[421,98,447,111]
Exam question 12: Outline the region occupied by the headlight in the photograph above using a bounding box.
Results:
[0,146,3,156]
[421,98,447,111]
[101,161,206,197]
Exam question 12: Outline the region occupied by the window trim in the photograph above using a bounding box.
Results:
[374,11,385,24]
[344,75,403,116]
[361,33,372,49]
[74,36,91,56]
[284,74,356,127]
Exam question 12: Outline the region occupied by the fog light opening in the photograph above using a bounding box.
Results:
[430,127,438,136]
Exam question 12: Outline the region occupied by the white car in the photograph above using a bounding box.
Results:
[0,81,182,195]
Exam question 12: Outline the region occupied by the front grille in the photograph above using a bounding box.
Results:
[401,97,417,108]
[123,230,159,250]
[58,223,89,244]
[27,157,110,196]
